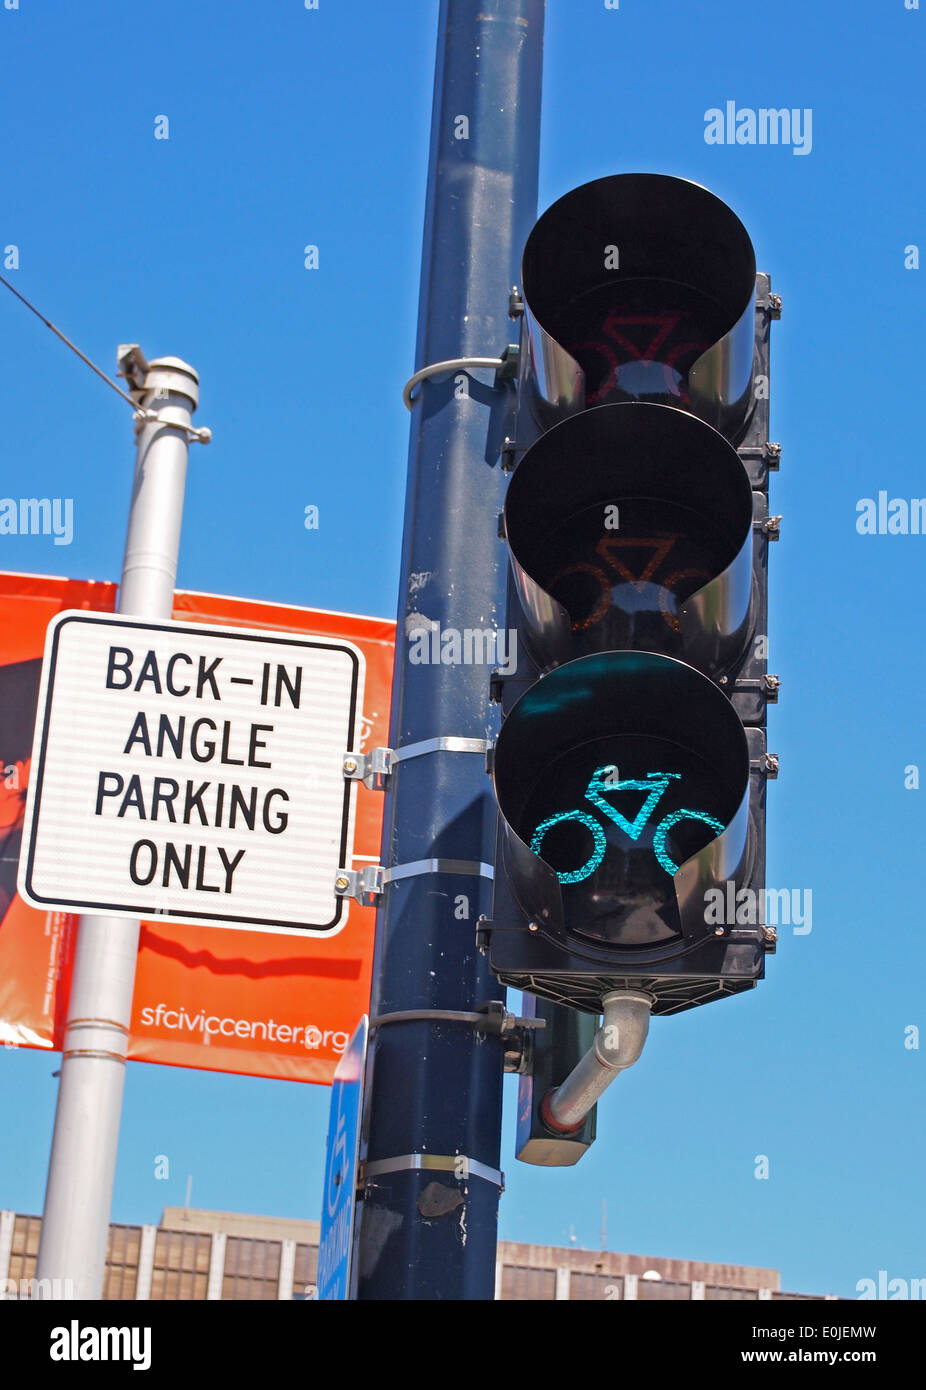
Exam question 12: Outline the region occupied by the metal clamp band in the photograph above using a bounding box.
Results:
[383,858,494,885]
[335,858,494,905]
[372,1008,493,1029]
[362,1153,504,1189]
[393,736,488,763]
[370,1002,546,1036]
[133,410,212,444]
[65,1018,130,1035]
[343,738,489,791]
[60,1049,128,1064]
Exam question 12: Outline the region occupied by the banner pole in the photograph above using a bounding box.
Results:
[35,356,200,1300]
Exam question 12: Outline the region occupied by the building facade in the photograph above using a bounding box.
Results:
[0,1206,833,1300]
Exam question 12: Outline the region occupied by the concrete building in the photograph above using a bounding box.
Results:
[0,1205,834,1300]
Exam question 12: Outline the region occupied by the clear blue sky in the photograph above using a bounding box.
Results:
[1,0,925,1300]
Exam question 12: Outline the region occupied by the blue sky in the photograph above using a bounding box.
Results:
[1,0,925,1299]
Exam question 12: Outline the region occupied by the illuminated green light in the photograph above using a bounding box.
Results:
[585,766,680,841]
[651,808,725,875]
[529,809,607,884]
[529,767,725,884]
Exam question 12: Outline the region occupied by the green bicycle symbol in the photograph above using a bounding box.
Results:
[529,765,725,884]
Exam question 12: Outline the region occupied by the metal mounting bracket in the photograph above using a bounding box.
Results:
[335,857,495,904]
[359,1152,505,1191]
[343,737,489,791]
[402,345,519,411]
[371,1000,545,1038]
[334,865,384,906]
[369,1000,544,1075]
[342,747,393,791]
[739,440,781,470]
[754,514,782,540]
[493,343,520,385]
[732,673,781,702]
[131,409,212,444]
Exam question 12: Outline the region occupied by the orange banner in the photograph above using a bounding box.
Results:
[0,572,394,1085]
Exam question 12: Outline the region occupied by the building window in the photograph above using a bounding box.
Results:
[221,1237,281,1301]
[500,1265,556,1301]
[293,1243,318,1300]
[8,1215,41,1286]
[103,1224,141,1300]
[150,1230,212,1300]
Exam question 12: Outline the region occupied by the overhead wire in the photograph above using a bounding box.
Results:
[0,271,140,412]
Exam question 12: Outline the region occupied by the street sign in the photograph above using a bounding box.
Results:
[18,611,365,936]
[318,1015,368,1301]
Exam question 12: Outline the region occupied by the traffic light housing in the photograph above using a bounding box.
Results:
[518,173,759,437]
[482,173,779,1019]
[515,996,598,1166]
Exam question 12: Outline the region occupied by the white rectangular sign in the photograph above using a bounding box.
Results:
[18,612,365,936]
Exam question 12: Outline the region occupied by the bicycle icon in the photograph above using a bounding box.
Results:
[548,532,711,639]
[568,307,711,407]
[529,764,724,885]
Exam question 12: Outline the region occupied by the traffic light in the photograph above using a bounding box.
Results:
[515,996,598,1165]
[482,173,779,1022]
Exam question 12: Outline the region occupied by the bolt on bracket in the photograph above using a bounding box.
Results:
[493,343,520,385]
[370,999,545,1039]
[369,999,544,1076]
[343,737,489,792]
[731,673,781,701]
[334,865,384,906]
[739,440,781,467]
[402,346,519,411]
[754,514,782,540]
[342,748,394,791]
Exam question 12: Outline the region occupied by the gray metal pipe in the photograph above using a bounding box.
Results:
[119,358,199,618]
[541,991,652,1133]
[35,358,198,1300]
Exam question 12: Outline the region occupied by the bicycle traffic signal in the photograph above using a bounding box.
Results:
[482,173,780,1019]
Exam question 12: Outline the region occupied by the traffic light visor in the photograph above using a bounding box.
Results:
[521,173,757,434]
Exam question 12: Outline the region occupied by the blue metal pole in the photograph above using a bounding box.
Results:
[355,0,544,1300]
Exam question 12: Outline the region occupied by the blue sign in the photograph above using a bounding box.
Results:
[317,1015,368,1301]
